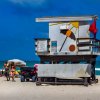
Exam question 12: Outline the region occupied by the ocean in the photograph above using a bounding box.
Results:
[0,61,100,75]
[95,61,100,75]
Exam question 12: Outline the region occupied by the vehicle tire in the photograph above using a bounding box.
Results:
[20,76,25,82]
[26,79,29,82]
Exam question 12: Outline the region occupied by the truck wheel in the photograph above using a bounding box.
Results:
[20,76,25,82]
[26,79,29,82]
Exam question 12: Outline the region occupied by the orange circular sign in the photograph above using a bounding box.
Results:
[69,44,76,52]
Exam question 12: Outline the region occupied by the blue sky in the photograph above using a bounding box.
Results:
[0,0,100,61]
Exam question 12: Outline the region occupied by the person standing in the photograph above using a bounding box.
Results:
[10,63,16,82]
[4,62,10,81]
[32,64,38,82]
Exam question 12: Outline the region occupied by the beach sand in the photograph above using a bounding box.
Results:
[0,76,100,100]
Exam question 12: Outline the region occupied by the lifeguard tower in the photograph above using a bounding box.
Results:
[35,15,100,86]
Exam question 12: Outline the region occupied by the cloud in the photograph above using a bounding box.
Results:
[8,0,51,16]
[9,0,47,7]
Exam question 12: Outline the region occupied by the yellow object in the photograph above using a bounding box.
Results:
[66,30,72,37]
[17,70,21,73]
[16,71,19,75]
[50,22,63,26]
[70,22,79,28]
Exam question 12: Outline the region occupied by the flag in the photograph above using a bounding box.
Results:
[89,19,97,34]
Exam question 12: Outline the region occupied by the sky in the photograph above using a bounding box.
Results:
[0,0,100,61]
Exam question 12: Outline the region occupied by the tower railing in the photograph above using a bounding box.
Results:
[77,38,100,55]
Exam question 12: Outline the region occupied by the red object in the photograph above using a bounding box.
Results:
[22,71,26,75]
[69,44,76,52]
[4,64,7,67]
[0,74,2,77]
[33,67,38,74]
[12,66,15,69]
[89,19,97,34]
[31,72,34,74]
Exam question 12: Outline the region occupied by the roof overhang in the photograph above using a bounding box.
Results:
[36,15,98,22]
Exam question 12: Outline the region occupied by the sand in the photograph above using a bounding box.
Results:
[0,76,100,100]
